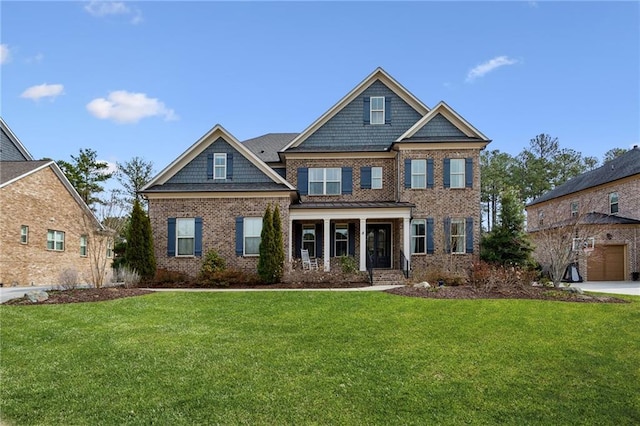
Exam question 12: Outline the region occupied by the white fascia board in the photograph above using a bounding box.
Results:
[290,206,412,221]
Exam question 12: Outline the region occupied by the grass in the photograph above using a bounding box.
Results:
[1,291,639,425]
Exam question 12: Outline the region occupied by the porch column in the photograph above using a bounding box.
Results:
[403,217,411,270]
[359,218,367,271]
[288,218,293,262]
[323,218,331,271]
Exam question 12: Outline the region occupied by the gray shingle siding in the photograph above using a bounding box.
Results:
[166,137,273,185]
[413,113,466,138]
[1,128,30,161]
[300,81,423,149]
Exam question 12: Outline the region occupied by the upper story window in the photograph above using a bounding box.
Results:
[450,159,465,188]
[80,235,88,257]
[244,217,263,256]
[538,211,544,226]
[411,159,426,189]
[20,225,29,244]
[302,225,316,257]
[609,192,619,214]
[177,218,195,256]
[214,153,227,180]
[370,96,385,125]
[411,219,426,254]
[570,202,579,218]
[335,224,348,257]
[309,168,341,195]
[450,218,466,254]
[47,230,65,251]
[371,167,383,189]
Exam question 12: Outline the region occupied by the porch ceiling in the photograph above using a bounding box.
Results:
[289,201,414,220]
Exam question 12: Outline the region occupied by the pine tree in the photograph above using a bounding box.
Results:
[271,205,285,282]
[125,199,156,280]
[257,205,276,283]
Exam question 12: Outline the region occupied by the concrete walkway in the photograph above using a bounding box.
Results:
[571,281,640,296]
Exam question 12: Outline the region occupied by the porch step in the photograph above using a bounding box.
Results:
[372,269,407,286]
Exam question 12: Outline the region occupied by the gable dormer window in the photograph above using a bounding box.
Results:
[214,153,227,180]
[370,96,385,125]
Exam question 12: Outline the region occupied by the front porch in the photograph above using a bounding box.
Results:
[288,201,414,273]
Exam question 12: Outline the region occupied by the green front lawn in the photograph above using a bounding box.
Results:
[1,292,639,425]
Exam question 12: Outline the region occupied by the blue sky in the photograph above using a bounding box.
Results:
[2,1,639,177]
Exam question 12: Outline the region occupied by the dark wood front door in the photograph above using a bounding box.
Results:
[366,224,391,269]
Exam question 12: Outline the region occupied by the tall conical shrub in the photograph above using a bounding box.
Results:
[271,204,285,281]
[257,205,276,283]
[125,199,156,280]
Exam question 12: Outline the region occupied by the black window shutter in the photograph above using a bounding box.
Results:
[363,97,370,124]
[443,159,451,188]
[235,217,244,256]
[466,217,474,253]
[194,217,203,257]
[444,217,451,253]
[330,223,335,257]
[227,153,233,180]
[315,223,323,258]
[348,223,356,256]
[404,159,412,188]
[298,168,308,195]
[342,167,352,195]
[207,153,213,180]
[167,218,176,257]
[427,159,434,189]
[384,97,392,124]
[465,157,473,188]
[361,167,372,189]
[426,218,434,254]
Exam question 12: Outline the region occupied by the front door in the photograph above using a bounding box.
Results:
[366,224,391,268]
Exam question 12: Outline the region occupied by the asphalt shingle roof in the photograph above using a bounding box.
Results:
[142,182,290,193]
[0,160,50,185]
[528,147,640,206]
[242,133,298,163]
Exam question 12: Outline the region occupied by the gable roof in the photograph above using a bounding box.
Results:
[0,160,105,230]
[243,133,298,163]
[396,101,490,143]
[141,124,295,191]
[528,146,640,206]
[1,117,34,161]
[281,67,430,151]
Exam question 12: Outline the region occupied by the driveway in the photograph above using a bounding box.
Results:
[0,285,54,304]
[573,281,640,296]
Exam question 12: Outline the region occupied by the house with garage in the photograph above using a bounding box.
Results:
[141,68,491,282]
[0,117,108,287]
[526,146,640,281]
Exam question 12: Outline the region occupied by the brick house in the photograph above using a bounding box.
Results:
[141,68,491,282]
[526,146,640,281]
[0,118,108,287]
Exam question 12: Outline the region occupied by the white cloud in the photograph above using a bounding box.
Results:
[466,56,519,82]
[20,83,65,101]
[1,44,10,65]
[86,90,177,124]
[26,53,45,64]
[84,1,143,24]
[98,160,118,176]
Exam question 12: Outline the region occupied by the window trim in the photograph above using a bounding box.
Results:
[308,167,341,196]
[570,202,579,218]
[213,153,227,180]
[302,225,316,258]
[450,218,465,254]
[609,192,619,214]
[370,96,385,125]
[243,217,262,256]
[47,230,65,251]
[80,235,88,257]
[411,159,426,189]
[334,224,349,257]
[449,158,465,189]
[371,167,383,189]
[20,225,29,244]
[176,218,196,257]
[411,219,426,255]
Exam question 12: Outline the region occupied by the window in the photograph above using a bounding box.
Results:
[411,219,426,254]
[411,159,426,189]
[244,217,262,256]
[371,167,382,189]
[538,211,544,226]
[370,96,385,125]
[80,235,88,257]
[335,224,348,257]
[214,153,227,180]
[47,230,65,251]
[450,219,465,254]
[570,202,579,217]
[177,218,195,256]
[302,225,316,257]
[20,225,29,244]
[309,168,341,195]
[609,192,619,214]
[450,159,465,188]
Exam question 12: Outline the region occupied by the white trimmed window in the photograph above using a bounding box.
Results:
[214,153,227,180]
[309,168,341,195]
[570,202,579,217]
[450,159,465,189]
[177,218,195,256]
[335,224,348,257]
[370,96,385,125]
[411,159,426,189]
[303,225,316,257]
[20,225,29,244]
[411,219,426,254]
[450,219,465,254]
[47,230,65,251]
[107,239,113,258]
[609,192,619,214]
[80,235,88,257]
[244,217,262,256]
[371,167,383,189]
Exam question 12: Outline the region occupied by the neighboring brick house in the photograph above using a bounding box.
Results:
[526,146,640,281]
[0,118,107,286]
[141,68,490,281]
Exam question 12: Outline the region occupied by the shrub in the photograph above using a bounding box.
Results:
[125,199,156,280]
[153,268,191,286]
[197,269,261,288]
[199,250,226,276]
[58,268,80,290]
[469,260,539,292]
[112,266,141,288]
[339,256,358,274]
[416,268,467,286]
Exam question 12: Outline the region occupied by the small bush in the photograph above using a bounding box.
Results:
[469,260,538,292]
[113,266,141,288]
[58,268,80,290]
[418,268,467,286]
[197,269,261,288]
[199,250,226,275]
[339,256,358,274]
[154,268,191,285]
